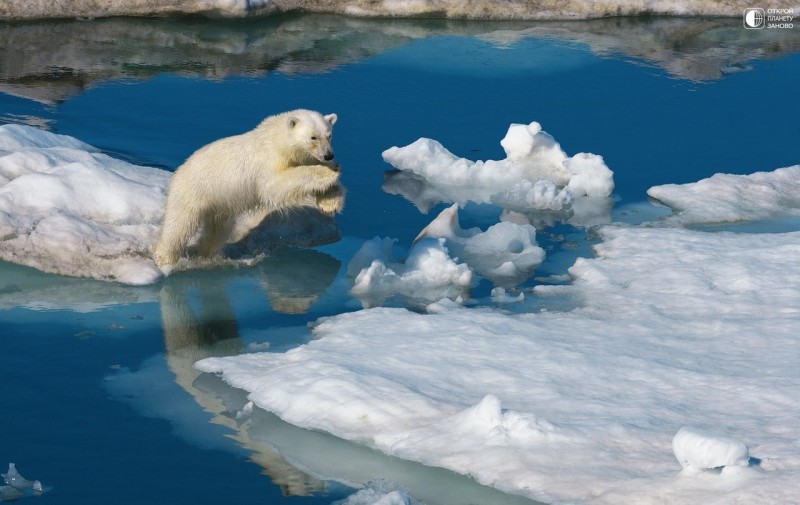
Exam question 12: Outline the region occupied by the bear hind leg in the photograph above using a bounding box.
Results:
[195,215,236,259]
[153,208,202,267]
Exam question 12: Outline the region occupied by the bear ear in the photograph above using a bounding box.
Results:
[324,113,338,126]
[287,116,299,129]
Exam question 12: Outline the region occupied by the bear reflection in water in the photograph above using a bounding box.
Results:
[159,247,340,495]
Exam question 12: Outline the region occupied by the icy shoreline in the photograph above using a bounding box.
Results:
[1,0,797,21]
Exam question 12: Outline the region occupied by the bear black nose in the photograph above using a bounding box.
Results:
[324,152,334,161]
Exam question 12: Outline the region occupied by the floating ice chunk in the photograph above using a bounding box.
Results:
[1,463,44,499]
[382,121,613,212]
[647,165,800,226]
[415,204,545,286]
[564,152,615,198]
[672,427,750,474]
[348,236,472,307]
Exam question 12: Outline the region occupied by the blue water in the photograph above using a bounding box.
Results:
[1,15,798,505]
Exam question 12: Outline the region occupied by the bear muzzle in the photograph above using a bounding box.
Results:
[324,151,334,161]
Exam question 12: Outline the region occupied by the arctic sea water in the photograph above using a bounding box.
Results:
[1,14,799,505]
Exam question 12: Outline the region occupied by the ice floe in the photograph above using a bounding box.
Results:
[1,464,44,501]
[347,203,547,306]
[199,220,800,504]
[382,121,613,215]
[0,124,168,285]
[347,237,473,308]
[647,165,800,226]
[415,204,545,287]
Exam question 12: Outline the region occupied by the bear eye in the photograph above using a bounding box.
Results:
[311,136,318,141]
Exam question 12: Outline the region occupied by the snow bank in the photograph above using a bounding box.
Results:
[199,220,800,504]
[1,0,794,20]
[647,165,800,226]
[382,121,613,213]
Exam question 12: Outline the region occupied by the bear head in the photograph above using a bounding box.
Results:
[286,110,338,165]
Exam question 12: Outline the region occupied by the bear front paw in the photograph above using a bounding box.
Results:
[316,184,345,215]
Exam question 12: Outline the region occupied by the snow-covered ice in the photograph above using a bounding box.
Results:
[382,121,614,213]
[647,165,800,226]
[199,168,800,504]
[0,125,340,285]
[0,124,168,285]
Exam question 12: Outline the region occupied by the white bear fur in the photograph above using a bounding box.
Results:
[153,109,344,266]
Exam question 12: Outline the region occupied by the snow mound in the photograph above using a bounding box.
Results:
[647,165,800,225]
[672,427,750,475]
[347,237,472,308]
[0,124,168,285]
[382,121,614,212]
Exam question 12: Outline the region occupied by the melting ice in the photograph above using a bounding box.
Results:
[199,125,800,504]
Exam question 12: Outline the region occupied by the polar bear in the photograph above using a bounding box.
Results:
[153,109,344,267]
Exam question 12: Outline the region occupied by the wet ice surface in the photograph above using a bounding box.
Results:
[1,13,799,505]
